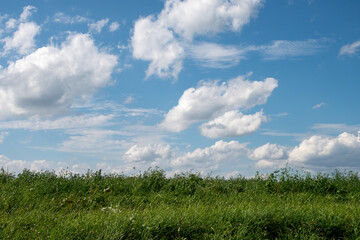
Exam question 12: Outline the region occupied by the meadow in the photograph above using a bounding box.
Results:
[1,167,360,239]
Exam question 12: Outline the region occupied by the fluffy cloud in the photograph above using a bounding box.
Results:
[131,0,263,78]
[339,40,360,56]
[160,0,263,40]
[200,110,266,138]
[172,140,249,171]
[1,6,40,55]
[123,140,249,173]
[2,22,40,55]
[160,74,277,132]
[253,132,360,169]
[250,143,288,160]
[124,144,172,164]
[0,33,117,119]
[288,132,360,167]
[131,16,184,78]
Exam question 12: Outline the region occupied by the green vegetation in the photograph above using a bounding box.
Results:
[1,167,360,239]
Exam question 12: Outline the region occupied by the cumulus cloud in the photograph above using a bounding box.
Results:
[160,74,277,132]
[172,140,249,171]
[124,144,172,165]
[123,140,249,173]
[339,40,360,56]
[288,132,360,167]
[89,18,109,34]
[0,33,117,119]
[253,132,360,170]
[131,16,184,78]
[2,22,40,55]
[1,6,40,55]
[131,0,263,78]
[160,0,263,40]
[200,110,266,138]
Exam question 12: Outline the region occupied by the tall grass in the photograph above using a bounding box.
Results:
[1,167,360,239]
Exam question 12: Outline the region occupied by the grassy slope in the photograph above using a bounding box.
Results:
[1,168,360,239]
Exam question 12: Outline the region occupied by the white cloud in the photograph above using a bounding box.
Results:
[258,39,326,60]
[0,33,117,119]
[312,102,325,109]
[5,18,17,29]
[131,16,184,79]
[19,6,36,22]
[122,140,249,173]
[160,0,263,40]
[189,39,327,67]
[189,42,246,68]
[172,140,249,171]
[0,114,114,130]
[253,132,360,170]
[53,12,89,24]
[0,154,91,174]
[250,143,288,160]
[124,144,172,164]
[2,22,40,55]
[0,132,8,143]
[288,132,360,167]
[160,74,277,132]
[311,123,360,135]
[109,21,120,32]
[339,40,360,56]
[200,110,266,138]
[131,0,263,78]
[88,19,109,34]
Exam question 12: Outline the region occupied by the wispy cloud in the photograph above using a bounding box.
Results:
[258,39,327,60]
[53,12,89,24]
[0,132,8,143]
[312,102,325,109]
[0,114,115,130]
[339,40,360,56]
[188,39,327,69]
[188,42,246,68]
[312,123,360,135]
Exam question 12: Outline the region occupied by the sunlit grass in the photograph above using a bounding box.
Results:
[1,167,360,239]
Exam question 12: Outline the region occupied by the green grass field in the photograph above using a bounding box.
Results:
[1,167,360,239]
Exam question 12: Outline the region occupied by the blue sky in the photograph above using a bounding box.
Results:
[0,0,359,177]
